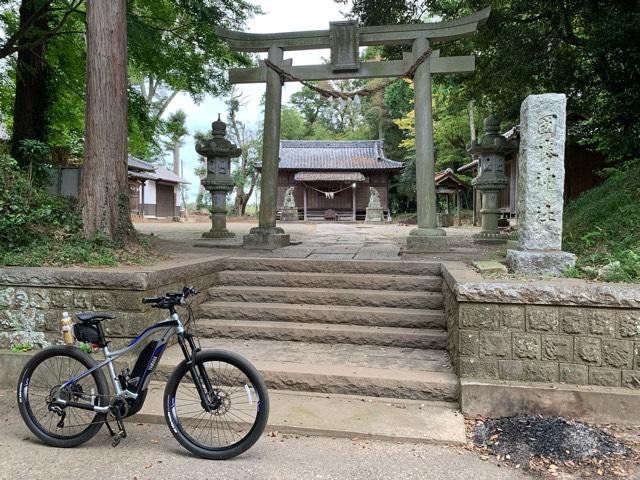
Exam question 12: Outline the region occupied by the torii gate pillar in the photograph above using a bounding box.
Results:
[243,46,291,249]
[406,37,448,252]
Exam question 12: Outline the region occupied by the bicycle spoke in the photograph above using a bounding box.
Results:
[24,353,103,440]
[172,358,260,450]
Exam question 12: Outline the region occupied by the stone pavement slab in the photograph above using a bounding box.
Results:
[136,383,466,445]
[354,245,400,260]
[472,260,508,275]
[306,253,355,260]
[312,244,362,254]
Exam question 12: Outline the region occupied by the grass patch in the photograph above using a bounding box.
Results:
[0,234,158,267]
[563,160,640,283]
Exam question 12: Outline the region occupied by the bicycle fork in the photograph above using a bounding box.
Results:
[177,333,216,412]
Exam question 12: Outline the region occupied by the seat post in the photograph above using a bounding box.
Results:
[95,321,109,347]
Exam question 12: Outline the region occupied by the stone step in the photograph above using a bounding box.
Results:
[197,319,447,349]
[135,383,465,445]
[206,286,444,310]
[215,270,442,292]
[221,257,441,276]
[198,301,446,329]
[158,339,458,402]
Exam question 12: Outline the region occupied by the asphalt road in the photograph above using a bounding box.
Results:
[0,391,530,480]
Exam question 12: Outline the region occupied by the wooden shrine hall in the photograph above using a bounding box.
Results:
[264,140,403,221]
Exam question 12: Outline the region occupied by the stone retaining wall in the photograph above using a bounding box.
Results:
[0,258,226,348]
[442,263,640,392]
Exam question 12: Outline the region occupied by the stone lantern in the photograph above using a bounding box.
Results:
[195,115,242,239]
[467,116,517,244]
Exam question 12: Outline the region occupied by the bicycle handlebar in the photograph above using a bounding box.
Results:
[141,286,198,308]
[142,296,164,304]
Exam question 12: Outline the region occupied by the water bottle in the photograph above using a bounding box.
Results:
[60,312,75,345]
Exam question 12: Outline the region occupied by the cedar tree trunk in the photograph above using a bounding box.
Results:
[80,0,134,243]
[11,0,49,163]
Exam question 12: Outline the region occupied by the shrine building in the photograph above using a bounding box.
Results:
[264,140,403,221]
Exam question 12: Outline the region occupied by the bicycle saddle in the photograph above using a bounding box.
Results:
[75,312,115,323]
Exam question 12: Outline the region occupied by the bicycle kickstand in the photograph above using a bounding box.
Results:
[105,407,127,447]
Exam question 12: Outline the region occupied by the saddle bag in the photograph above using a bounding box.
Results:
[73,323,101,343]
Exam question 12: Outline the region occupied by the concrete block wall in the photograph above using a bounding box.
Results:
[443,268,640,390]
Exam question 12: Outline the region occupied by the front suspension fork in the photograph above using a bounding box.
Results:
[177,334,215,412]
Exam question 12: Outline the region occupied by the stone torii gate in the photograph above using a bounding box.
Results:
[216,7,490,250]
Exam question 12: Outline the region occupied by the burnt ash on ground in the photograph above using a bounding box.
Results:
[473,415,630,468]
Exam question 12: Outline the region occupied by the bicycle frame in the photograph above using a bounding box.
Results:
[54,312,186,414]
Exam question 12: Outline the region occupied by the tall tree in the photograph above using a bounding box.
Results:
[163,109,187,175]
[79,0,133,242]
[163,109,188,213]
[10,0,50,163]
[225,90,259,216]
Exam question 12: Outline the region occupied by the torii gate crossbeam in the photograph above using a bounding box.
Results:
[215,7,490,250]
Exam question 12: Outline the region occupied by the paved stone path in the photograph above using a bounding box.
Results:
[135,220,501,262]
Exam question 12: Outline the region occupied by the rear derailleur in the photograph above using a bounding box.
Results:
[105,398,128,447]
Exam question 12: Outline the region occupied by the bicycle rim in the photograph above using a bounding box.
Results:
[21,354,103,439]
[168,359,264,451]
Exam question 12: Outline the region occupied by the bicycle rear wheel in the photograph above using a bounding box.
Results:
[17,346,109,448]
[164,349,269,460]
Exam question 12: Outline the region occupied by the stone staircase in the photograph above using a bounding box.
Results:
[177,258,459,403]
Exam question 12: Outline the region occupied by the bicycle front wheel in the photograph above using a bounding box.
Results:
[164,349,269,460]
[16,346,109,447]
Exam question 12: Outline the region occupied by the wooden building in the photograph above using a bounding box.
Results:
[434,168,470,226]
[127,156,189,219]
[269,140,403,221]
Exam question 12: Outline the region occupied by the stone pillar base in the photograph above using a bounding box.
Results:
[365,207,385,223]
[506,249,576,277]
[473,231,508,245]
[202,230,235,239]
[243,227,290,250]
[406,227,449,253]
[282,208,299,222]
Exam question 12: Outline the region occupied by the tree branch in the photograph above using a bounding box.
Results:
[156,89,178,118]
[0,0,84,59]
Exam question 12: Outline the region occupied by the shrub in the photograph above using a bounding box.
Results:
[563,160,640,283]
[0,155,155,267]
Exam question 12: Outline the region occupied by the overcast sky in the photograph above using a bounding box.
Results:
[165,0,347,198]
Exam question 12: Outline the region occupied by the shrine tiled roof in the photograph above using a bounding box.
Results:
[435,168,469,187]
[127,156,189,184]
[127,155,156,172]
[275,140,403,171]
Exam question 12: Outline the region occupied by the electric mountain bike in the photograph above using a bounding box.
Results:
[16,286,269,460]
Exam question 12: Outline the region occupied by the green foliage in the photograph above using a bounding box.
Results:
[563,160,640,282]
[77,342,93,353]
[339,0,640,163]
[0,0,261,161]
[127,0,260,104]
[11,342,33,353]
[280,106,306,140]
[163,110,188,144]
[128,88,161,159]
[0,155,156,267]
[288,80,374,139]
